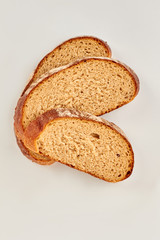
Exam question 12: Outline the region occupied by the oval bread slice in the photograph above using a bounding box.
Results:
[22,36,111,95]
[14,57,139,142]
[24,108,134,182]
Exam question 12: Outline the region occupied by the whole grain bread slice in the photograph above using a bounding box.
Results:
[23,108,134,182]
[14,57,139,143]
[22,36,111,95]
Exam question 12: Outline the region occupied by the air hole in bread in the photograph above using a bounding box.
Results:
[126,171,131,175]
[117,74,121,78]
[90,133,100,139]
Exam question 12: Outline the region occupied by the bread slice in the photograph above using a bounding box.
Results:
[22,36,111,95]
[23,108,134,182]
[14,57,139,142]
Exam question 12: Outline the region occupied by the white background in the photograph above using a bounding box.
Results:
[0,0,160,239]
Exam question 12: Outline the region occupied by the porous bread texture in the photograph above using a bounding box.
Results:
[22,58,139,131]
[22,36,111,95]
[32,37,111,83]
[24,109,134,182]
[14,57,139,165]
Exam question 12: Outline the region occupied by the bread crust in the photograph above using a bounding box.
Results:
[16,137,54,165]
[24,108,134,182]
[21,36,111,96]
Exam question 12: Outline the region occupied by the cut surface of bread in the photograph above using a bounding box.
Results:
[22,36,111,95]
[24,109,134,182]
[14,57,139,142]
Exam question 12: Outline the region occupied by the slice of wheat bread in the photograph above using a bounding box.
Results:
[22,36,111,95]
[14,57,139,142]
[23,108,134,182]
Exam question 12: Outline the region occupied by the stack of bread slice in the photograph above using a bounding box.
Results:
[14,36,139,182]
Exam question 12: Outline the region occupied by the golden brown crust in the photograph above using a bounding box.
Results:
[16,137,54,165]
[14,95,26,140]
[14,96,55,164]
[21,36,111,96]
[24,109,60,150]
[24,108,134,182]
[14,99,55,164]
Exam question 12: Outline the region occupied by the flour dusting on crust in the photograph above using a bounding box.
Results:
[55,108,128,140]
[56,108,104,123]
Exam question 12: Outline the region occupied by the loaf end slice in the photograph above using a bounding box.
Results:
[24,109,134,182]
